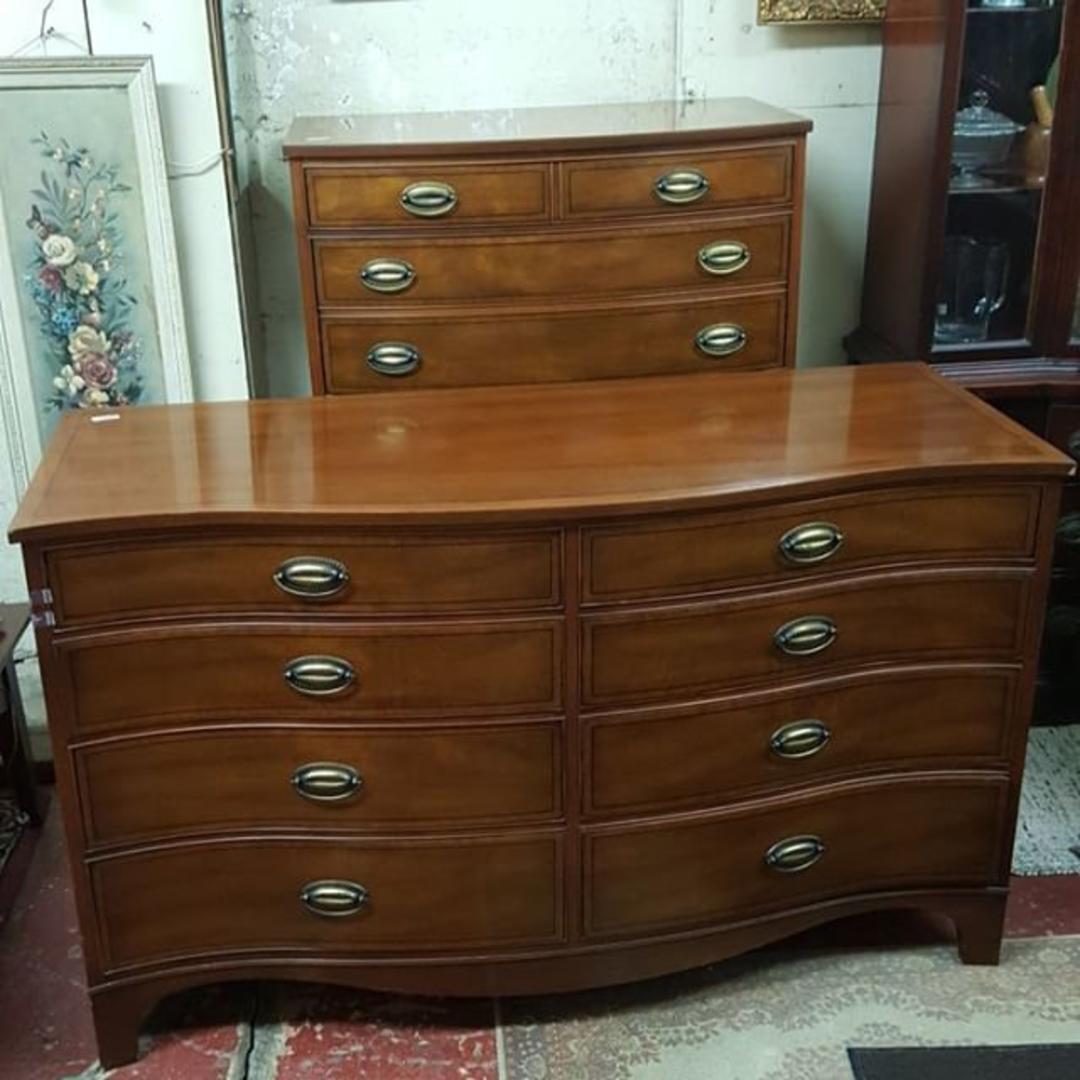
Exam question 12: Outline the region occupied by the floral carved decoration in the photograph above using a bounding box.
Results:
[757,0,885,23]
[25,133,145,411]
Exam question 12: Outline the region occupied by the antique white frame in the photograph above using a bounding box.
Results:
[0,56,192,495]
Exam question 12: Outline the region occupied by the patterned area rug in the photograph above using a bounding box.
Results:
[498,936,1080,1080]
[1013,726,1080,876]
[0,798,26,877]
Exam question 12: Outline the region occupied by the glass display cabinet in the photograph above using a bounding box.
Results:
[849,0,1080,722]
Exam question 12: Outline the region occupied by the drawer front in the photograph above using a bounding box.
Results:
[583,485,1041,604]
[586,667,1017,818]
[77,722,562,847]
[583,574,1028,707]
[91,833,562,969]
[304,162,551,228]
[585,776,1006,937]
[46,531,561,626]
[323,295,785,392]
[562,144,795,220]
[60,620,563,732]
[314,218,789,305]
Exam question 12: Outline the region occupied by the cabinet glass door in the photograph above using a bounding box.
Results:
[933,1,1065,353]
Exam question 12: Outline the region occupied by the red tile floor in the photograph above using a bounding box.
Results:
[2,797,1079,1080]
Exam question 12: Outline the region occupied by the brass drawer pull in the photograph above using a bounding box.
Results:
[778,522,845,565]
[367,341,422,377]
[359,258,416,294]
[765,835,825,874]
[292,762,362,802]
[770,720,831,760]
[774,616,837,657]
[273,556,350,599]
[698,240,751,276]
[300,879,369,917]
[654,168,710,205]
[695,323,748,358]
[400,180,458,218]
[284,655,356,696]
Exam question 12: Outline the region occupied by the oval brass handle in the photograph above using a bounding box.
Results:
[400,180,458,218]
[292,762,362,802]
[367,341,422,377]
[770,720,831,760]
[698,241,751,276]
[654,168,710,205]
[284,655,356,697]
[300,879,369,918]
[774,616,837,657]
[764,835,825,873]
[359,258,416,294]
[273,556,350,599]
[1057,512,1080,549]
[778,522,845,566]
[695,323,748,359]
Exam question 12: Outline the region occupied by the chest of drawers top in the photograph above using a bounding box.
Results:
[9,365,1069,543]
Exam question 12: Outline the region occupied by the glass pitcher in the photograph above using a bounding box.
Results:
[934,236,1010,344]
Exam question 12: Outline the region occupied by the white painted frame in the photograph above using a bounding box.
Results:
[0,56,192,495]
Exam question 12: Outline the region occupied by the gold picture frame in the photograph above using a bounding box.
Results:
[757,0,886,24]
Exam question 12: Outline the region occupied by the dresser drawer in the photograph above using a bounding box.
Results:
[322,295,785,392]
[561,144,795,220]
[77,722,562,847]
[586,666,1016,818]
[60,619,563,732]
[583,485,1041,604]
[91,832,562,970]
[583,573,1027,707]
[314,218,789,305]
[303,161,551,228]
[46,530,562,626]
[585,775,1006,937]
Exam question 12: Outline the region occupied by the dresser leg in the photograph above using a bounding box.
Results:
[91,987,146,1069]
[953,894,1007,966]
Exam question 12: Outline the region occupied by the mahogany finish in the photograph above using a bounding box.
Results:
[286,98,809,394]
[9,364,1071,1068]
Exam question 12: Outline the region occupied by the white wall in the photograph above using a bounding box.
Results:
[225,0,882,393]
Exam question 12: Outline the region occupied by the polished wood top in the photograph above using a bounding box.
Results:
[9,365,1072,541]
[283,98,812,158]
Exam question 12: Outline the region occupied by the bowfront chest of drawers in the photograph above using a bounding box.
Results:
[285,99,810,394]
[9,364,1071,1068]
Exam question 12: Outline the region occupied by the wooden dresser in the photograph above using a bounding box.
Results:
[9,364,1071,1068]
[285,99,810,394]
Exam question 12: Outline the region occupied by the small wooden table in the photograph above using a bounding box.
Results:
[0,602,40,827]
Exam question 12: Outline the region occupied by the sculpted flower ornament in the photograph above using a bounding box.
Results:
[25,132,144,411]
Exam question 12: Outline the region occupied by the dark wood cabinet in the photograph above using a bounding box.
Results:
[848,0,1080,720]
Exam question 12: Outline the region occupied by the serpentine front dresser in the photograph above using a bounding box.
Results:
[9,364,1072,1068]
[285,98,810,393]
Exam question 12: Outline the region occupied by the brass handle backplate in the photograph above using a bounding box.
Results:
[274,556,350,599]
[359,258,416,294]
[765,835,825,873]
[778,522,845,566]
[654,168,710,205]
[292,762,362,802]
[284,655,356,697]
[698,240,751,276]
[774,616,838,657]
[696,323,748,358]
[367,341,422,377]
[400,180,458,218]
[770,720,831,760]
[300,879,369,917]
